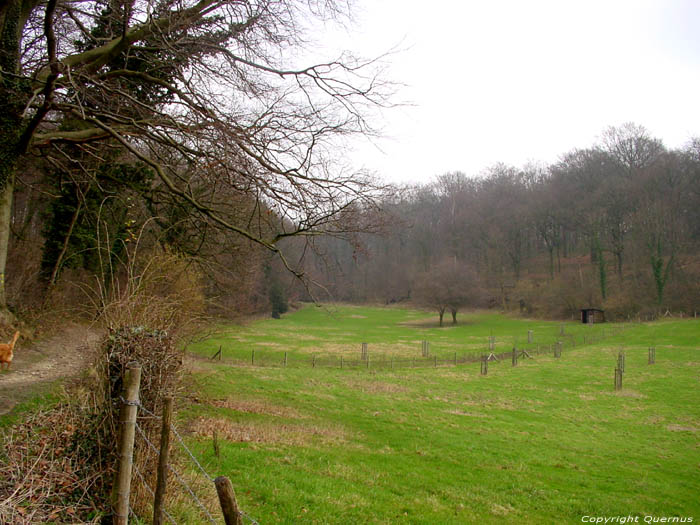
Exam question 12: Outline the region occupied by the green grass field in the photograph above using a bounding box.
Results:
[181,305,700,524]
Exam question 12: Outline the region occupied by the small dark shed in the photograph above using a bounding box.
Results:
[581,308,605,324]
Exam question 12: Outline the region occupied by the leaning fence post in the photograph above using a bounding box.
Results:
[112,362,142,525]
[153,397,173,525]
[215,476,243,525]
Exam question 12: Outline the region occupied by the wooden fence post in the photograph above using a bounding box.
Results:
[618,351,625,373]
[215,476,243,525]
[512,347,517,367]
[528,330,533,344]
[614,367,622,391]
[284,352,287,367]
[648,346,655,364]
[340,356,344,369]
[480,356,488,376]
[213,429,220,459]
[153,397,174,525]
[251,349,255,366]
[312,355,316,368]
[112,362,142,525]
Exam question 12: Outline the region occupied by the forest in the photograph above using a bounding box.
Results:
[303,123,700,322]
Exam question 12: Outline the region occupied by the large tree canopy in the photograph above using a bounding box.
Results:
[0,0,391,314]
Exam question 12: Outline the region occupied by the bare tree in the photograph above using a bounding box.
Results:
[413,258,483,326]
[0,0,393,318]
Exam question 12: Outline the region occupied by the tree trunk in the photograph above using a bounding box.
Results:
[438,309,444,326]
[0,175,15,320]
[48,195,82,286]
[0,0,32,316]
[451,309,457,324]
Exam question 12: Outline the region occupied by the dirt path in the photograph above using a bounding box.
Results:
[0,324,102,416]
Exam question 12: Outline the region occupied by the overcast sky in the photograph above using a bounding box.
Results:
[314,0,700,184]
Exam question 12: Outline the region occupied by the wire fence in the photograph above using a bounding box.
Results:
[205,324,629,371]
[127,400,259,524]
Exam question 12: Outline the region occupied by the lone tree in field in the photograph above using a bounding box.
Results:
[0,0,392,320]
[413,258,482,326]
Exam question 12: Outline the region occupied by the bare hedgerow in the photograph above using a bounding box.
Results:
[0,401,104,524]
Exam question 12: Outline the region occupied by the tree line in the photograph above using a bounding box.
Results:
[302,123,700,321]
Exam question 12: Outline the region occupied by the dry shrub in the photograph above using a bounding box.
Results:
[90,250,206,335]
[0,403,104,524]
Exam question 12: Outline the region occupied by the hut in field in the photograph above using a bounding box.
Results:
[581,308,605,324]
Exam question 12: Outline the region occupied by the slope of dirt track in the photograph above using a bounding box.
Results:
[0,324,102,416]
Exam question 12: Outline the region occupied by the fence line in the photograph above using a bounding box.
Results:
[205,324,629,372]
[115,374,260,525]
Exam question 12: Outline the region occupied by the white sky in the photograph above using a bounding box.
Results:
[314,0,700,184]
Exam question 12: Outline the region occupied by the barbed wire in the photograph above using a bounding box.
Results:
[170,424,216,483]
[134,422,217,524]
[166,459,218,524]
[136,402,161,419]
[135,403,216,483]
[240,509,260,525]
[128,395,261,524]
[132,462,178,525]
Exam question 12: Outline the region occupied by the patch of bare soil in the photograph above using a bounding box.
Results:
[0,323,102,416]
[209,398,304,418]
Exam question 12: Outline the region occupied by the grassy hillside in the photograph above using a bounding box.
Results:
[181,305,700,524]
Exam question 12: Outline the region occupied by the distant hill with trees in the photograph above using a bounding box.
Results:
[301,124,700,320]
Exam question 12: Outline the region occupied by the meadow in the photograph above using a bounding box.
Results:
[182,305,700,524]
